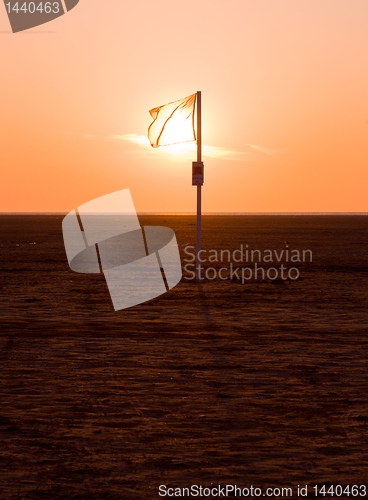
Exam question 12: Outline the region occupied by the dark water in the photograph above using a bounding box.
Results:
[0,215,367,499]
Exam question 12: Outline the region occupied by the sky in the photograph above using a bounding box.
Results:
[1,0,368,213]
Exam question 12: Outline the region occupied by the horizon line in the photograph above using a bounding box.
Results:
[1,212,368,216]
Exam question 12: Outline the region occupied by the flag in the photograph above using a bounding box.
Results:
[148,93,197,148]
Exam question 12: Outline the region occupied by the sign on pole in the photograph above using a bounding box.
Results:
[192,162,204,186]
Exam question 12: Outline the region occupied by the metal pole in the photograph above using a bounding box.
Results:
[196,91,202,282]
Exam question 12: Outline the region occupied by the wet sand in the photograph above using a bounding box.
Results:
[0,215,367,499]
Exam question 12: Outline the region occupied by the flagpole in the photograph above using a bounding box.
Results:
[196,91,202,282]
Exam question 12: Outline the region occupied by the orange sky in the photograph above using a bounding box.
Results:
[1,0,368,212]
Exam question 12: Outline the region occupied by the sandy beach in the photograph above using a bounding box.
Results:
[1,215,367,499]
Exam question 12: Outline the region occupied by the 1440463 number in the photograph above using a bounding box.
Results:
[313,485,367,497]
[5,2,60,14]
